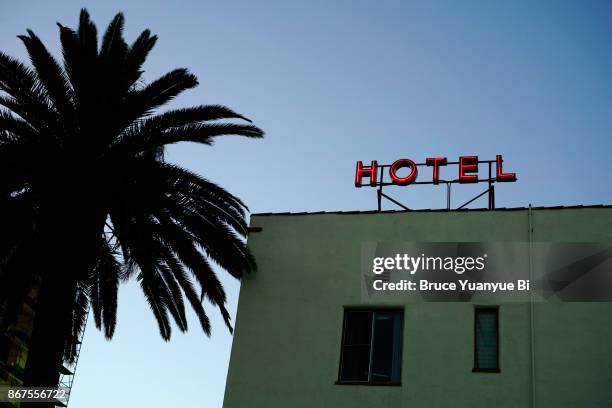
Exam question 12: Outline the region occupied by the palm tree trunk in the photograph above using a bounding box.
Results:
[22,273,77,408]
[20,200,105,408]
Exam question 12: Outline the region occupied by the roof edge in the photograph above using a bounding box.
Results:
[251,204,612,217]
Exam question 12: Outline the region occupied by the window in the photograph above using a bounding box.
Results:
[473,307,499,372]
[337,309,403,385]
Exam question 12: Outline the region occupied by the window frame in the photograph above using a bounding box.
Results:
[336,307,404,386]
[472,306,500,373]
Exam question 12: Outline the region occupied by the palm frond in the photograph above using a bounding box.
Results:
[123,68,198,120]
[139,272,172,340]
[77,9,98,56]
[161,248,211,336]
[150,213,240,331]
[58,10,98,97]
[100,13,126,58]
[114,121,263,155]
[157,261,188,332]
[160,202,255,278]
[123,29,157,89]
[17,30,74,120]
[91,238,120,339]
[63,283,89,363]
[0,109,39,142]
[0,52,57,132]
[138,105,253,130]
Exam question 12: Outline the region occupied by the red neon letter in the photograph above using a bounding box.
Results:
[389,159,418,186]
[355,160,378,187]
[426,157,448,184]
[496,155,517,182]
[459,156,478,183]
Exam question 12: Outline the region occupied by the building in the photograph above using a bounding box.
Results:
[223,205,612,408]
[0,283,82,408]
[0,286,38,390]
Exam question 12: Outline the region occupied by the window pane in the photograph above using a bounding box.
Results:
[371,311,403,383]
[343,311,372,345]
[475,309,498,370]
[340,311,372,381]
[339,345,371,381]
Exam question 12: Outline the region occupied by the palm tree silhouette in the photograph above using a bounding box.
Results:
[0,9,263,396]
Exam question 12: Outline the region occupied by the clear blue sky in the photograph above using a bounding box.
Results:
[2,1,612,406]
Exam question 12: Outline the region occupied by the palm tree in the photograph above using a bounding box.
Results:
[0,8,263,398]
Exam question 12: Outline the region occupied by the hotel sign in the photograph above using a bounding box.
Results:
[355,155,517,211]
[355,155,516,187]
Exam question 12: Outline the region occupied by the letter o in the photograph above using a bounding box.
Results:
[389,159,418,185]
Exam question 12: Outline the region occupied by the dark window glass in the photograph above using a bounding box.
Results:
[338,309,403,384]
[339,311,372,381]
[474,308,499,372]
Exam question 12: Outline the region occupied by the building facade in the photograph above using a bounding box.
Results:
[223,206,612,408]
[0,283,81,407]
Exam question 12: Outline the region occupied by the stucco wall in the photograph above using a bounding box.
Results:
[223,208,612,408]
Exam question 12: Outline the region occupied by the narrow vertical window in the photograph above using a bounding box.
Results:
[338,311,372,382]
[473,307,499,372]
[338,309,403,384]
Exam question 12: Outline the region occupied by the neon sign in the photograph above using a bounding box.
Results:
[355,155,516,187]
[355,155,517,211]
